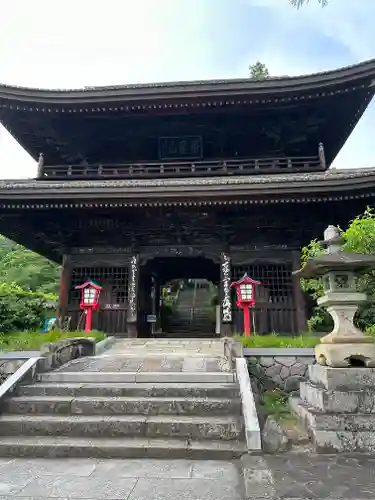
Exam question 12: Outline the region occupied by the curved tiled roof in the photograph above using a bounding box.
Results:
[0,59,374,102]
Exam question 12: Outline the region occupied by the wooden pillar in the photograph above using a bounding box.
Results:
[149,274,157,337]
[37,153,44,178]
[220,251,232,336]
[318,142,326,169]
[57,254,72,328]
[292,251,307,333]
[127,254,139,337]
[154,277,162,334]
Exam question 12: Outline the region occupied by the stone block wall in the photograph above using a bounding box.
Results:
[0,359,25,384]
[244,348,315,395]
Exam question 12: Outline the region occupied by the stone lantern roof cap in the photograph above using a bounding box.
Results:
[294,253,375,278]
[293,224,375,278]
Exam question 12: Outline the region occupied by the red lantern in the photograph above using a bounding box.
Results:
[231,274,260,336]
[75,281,103,333]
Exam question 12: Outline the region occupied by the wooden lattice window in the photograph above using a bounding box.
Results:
[69,267,129,305]
[232,263,293,304]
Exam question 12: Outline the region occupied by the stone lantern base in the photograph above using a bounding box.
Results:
[315,342,375,368]
[314,293,375,367]
[292,364,375,453]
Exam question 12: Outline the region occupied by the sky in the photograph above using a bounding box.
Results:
[0,0,374,179]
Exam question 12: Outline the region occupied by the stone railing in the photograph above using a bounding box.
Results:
[39,154,323,180]
[0,357,43,400]
[0,336,113,389]
[39,337,95,372]
[244,348,315,395]
[235,357,262,451]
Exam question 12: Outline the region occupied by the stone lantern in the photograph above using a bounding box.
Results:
[294,225,375,368]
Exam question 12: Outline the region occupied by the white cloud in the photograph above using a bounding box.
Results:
[0,0,374,178]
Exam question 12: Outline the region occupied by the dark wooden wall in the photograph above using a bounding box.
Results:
[41,197,374,335]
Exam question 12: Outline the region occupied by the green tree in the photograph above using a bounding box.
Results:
[301,208,375,332]
[249,61,270,80]
[0,236,60,332]
[0,236,60,294]
[0,283,55,333]
[290,0,328,7]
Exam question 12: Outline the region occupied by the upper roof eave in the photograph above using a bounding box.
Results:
[0,169,374,201]
[1,59,375,104]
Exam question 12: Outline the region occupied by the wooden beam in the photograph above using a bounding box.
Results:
[292,250,307,333]
[57,254,72,324]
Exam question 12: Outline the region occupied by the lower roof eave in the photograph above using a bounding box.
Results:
[0,169,375,206]
[0,189,374,208]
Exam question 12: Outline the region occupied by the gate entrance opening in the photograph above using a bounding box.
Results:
[139,256,220,338]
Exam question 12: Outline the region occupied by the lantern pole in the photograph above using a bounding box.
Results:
[85,308,93,334]
[252,307,256,336]
[243,305,251,336]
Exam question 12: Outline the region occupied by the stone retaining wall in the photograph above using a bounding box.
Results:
[244,348,315,394]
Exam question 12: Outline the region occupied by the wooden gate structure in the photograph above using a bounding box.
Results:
[0,59,375,336]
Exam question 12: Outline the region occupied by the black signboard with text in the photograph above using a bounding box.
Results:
[158,136,203,160]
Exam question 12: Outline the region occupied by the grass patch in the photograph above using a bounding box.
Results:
[236,334,319,348]
[237,328,375,348]
[0,330,106,352]
[263,390,293,421]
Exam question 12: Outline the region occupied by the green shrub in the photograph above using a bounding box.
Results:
[263,390,291,421]
[0,283,56,333]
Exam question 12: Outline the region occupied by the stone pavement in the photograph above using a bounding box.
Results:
[242,452,375,499]
[2,453,375,499]
[53,338,231,374]
[0,457,244,500]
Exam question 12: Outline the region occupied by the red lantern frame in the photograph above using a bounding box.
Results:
[75,281,103,333]
[231,274,261,336]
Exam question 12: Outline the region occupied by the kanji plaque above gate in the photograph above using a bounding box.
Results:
[158,136,203,160]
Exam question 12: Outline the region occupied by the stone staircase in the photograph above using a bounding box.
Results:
[0,339,247,459]
[168,282,215,337]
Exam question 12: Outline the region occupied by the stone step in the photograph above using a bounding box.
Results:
[169,318,213,323]
[106,348,222,356]
[297,400,375,431]
[167,331,215,336]
[0,414,244,440]
[172,314,212,317]
[3,395,241,416]
[0,435,246,459]
[18,382,240,398]
[300,381,375,414]
[37,371,235,384]
[159,334,218,340]
[109,339,223,352]
[170,313,212,316]
[168,326,214,332]
[168,319,213,323]
[170,313,212,318]
[53,354,230,373]
[168,323,214,329]
[313,429,375,453]
[105,342,224,357]
[293,401,375,453]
